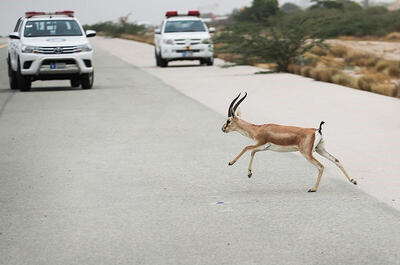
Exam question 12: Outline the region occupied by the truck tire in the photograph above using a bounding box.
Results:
[80,72,94,89]
[160,57,168,68]
[16,61,31,92]
[155,50,161,66]
[70,78,80,88]
[206,57,214,66]
[7,57,18,90]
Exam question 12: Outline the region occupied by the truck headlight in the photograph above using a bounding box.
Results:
[201,38,212,44]
[21,45,39,53]
[77,44,93,52]
[162,39,174,45]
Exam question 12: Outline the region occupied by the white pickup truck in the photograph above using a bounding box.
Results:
[7,11,96,91]
[154,11,215,67]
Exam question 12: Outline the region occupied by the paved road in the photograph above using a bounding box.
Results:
[94,37,400,211]
[0,44,400,265]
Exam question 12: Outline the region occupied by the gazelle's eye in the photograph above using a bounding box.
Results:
[226,120,230,124]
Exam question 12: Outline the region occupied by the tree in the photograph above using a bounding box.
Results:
[281,3,302,13]
[215,18,324,72]
[235,0,280,23]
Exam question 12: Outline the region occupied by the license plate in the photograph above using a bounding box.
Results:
[182,51,193,57]
[50,63,66,69]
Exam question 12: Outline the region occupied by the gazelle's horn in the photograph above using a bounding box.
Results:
[233,92,247,114]
[228,93,241,117]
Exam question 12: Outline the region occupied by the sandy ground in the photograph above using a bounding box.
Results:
[328,39,400,60]
[94,37,400,211]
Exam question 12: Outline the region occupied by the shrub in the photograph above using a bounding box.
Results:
[332,73,355,87]
[375,60,392,72]
[388,64,400,78]
[329,45,348,58]
[371,83,397,97]
[311,46,328,56]
[357,77,372,91]
[318,68,339,82]
[301,66,313,77]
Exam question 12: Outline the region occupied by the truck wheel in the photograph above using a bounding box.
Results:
[81,72,94,89]
[155,51,161,67]
[160,58,168,68]
[70,78,80,88]
[16,61,31,92]
[206,57,214,66]
[8,58,18,90]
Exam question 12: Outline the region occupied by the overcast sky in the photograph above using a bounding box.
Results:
[0,0,254,35]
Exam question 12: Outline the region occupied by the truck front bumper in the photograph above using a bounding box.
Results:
[161,44,213,60]
[19,51,93,76]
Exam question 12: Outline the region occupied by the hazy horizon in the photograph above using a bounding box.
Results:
[0,0,254,36]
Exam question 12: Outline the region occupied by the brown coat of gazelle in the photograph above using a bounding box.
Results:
[221,93,357,192]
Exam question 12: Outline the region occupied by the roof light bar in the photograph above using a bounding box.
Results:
[165,10,201,18]
[55,10,74,17]
[25,11,46,18]
[165,11,178,18]
[25,10,75,18]
[187,10,200,17]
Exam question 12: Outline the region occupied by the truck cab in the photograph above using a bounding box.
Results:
[154,11,215,67]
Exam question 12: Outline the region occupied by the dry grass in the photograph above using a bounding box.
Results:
[384,32,400,41]
[344,51,378,67]
[332,73,357,88]
[338,32,400,42]
[371,83,398,97]
[329,45,348,57]
[287,64,301,75]
[120,34,154,45]
[388,64,400,77]
[300,66,313,77]
[256,63,278,71]
[303,40,400,98]
[375,60,392,72]
[311,46,328,56]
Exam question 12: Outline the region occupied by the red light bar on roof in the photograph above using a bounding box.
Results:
[55,10,74,17]
[25,11,46,18]
[165,11,178,18]
[188,10,200,17]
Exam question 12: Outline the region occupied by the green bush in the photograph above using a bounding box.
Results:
[83,21,146,37]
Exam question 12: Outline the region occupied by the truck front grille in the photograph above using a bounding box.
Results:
[36,46,80,54]
[173,39,202,45]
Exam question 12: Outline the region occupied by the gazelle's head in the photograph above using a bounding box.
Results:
[221,92,247,133]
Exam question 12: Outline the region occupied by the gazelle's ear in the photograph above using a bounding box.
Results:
[235,107,242,118]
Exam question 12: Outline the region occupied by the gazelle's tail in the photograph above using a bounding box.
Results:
[318,121,325,135]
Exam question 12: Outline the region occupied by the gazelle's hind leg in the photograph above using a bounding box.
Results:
[315,140,357,185]
[299,148,324,192]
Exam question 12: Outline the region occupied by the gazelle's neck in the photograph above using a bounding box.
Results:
[235,119,257,140]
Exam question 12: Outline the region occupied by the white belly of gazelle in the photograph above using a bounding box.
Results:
[264,143,299,152]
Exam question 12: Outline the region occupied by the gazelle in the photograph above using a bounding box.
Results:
[221,92,357,192]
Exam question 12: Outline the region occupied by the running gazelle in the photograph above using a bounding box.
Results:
[221,92,357,192]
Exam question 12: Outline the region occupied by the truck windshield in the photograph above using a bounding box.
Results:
[164,20,206,33]
[24,20,82,37]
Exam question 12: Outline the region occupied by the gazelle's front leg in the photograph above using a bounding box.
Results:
[248,144,271,178]
[229,144,264,166]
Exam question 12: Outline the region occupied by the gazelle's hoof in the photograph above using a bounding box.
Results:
[228,162,234,166]
[308,188,317,193]
[351,179,357,185]
[248,171,252,178]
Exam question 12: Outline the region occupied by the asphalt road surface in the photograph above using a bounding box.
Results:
[1,44,400,265]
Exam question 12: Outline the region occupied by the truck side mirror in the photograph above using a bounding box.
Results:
[86,30,97,38]
[154,28,161,34]
[9,32,20,39]
[208,27,215,33]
